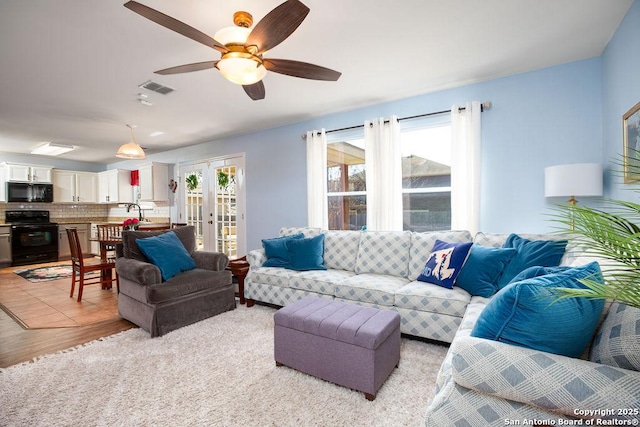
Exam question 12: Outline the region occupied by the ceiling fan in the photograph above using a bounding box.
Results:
[124,0,342,101]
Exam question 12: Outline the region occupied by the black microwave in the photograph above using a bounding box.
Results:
[7,182,54,203]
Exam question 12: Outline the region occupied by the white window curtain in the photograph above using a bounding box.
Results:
[306,129,328,229]
[451,101,482,235]
[364,116,403,231]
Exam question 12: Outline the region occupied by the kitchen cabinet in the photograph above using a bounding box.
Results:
[137,162,168,202]
[1,162,52,183]
[58,224,89,259]
[0,226,11,267]
[53,170,98,203]
[98,169,133,204]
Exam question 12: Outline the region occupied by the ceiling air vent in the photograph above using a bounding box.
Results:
[138,80,175,95]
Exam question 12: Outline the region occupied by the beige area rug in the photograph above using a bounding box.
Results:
[0,304,449,426]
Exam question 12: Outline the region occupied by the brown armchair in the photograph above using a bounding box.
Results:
[115,226,235,337]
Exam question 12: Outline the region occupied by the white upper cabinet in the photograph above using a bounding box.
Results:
[2,162,53,183]
[98,169,133,204]
[53,170,98,203]
[138,162,168,202]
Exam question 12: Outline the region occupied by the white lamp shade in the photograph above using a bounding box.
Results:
[217,58,267,85]
[116,141,146,159]
[544,163,603,198]
[214,26,250,45]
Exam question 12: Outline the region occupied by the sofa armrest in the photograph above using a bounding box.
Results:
[247,249,266,268]
[115,258,162,286]
[451,335,640,420]
[191,251,229,271]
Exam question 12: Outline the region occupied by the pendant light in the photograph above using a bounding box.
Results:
[116,124,146,159]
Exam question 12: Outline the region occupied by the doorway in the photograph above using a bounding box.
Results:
[178,154,246,259]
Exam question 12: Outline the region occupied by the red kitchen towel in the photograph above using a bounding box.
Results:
[131,170,139,186]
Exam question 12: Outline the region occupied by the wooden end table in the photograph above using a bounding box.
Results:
[228,256,249,304]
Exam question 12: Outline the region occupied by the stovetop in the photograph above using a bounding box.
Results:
[5,210,57,225]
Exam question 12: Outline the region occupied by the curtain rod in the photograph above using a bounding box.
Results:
[302,101,492,139]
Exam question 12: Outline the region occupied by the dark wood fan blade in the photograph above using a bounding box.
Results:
[246,0,310,54]
[124,1,228,53]
[264,59,341,81]
[243,81,265,100]
[155,61,219,75]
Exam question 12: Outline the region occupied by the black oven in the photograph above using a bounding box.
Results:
[7,182,54,203]
[6,210,59,266]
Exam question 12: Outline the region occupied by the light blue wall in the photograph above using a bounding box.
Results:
[112,0,640,251]
[132,57,604,250]
[602,0,640,201]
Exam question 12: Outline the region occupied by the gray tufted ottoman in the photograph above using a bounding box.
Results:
[274,297,401,400]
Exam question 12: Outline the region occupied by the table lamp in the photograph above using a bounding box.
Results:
[544,163,603,229]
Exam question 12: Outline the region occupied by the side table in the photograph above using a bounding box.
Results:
[228,256,250,305]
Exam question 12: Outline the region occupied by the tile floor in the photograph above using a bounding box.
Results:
[0,260,119,329]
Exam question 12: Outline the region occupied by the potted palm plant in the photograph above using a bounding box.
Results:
[550,156,640,309]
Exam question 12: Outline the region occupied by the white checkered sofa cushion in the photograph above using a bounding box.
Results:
[449,335,640,422]
[355,231,411,277]
[334,273,409,306]
[279,227,323,237]
[289,269,354,295]
[322,230,361,271]
[394,281,470,317]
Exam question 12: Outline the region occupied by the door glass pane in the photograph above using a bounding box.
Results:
[184,170,204,250]
[215,165,237,258]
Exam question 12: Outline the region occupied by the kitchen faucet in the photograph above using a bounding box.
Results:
[126,203,143,222]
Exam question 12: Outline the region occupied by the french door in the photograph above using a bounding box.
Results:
[178,155,246,258]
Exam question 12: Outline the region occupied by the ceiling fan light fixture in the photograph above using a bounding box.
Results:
[217,56,267,85]
[116,124,146,159]
[214,26,251,46]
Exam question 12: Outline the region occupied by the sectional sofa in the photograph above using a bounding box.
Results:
[245,227,574,343]
[245,227,640,425]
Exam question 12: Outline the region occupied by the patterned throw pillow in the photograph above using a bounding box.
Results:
[590,302,640,371]
[417,240,473,289]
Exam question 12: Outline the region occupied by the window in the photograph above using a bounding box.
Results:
[327,137,366,230]
[401,124,452,231]
[326,120,452,231]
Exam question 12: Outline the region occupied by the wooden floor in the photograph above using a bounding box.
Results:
[0,260,135,368]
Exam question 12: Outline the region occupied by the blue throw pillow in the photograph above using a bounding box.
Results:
[286,234,326,271]
[455,245,517,297]
[471,261,605,357]
[262,233,304,268]
[508,265,572,284]
[135,231,197,281]
[417,240,473,289]
[497,234,568,288]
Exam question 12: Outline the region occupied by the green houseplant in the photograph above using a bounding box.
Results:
[550,157,640,309]
[185,173,199,192]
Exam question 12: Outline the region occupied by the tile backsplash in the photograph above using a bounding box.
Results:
[0,202,170,223]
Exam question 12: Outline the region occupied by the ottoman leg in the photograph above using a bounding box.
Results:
[365,392,375,401]
[276,361,283,367]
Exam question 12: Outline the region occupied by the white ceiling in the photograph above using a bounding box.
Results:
[0,0,632,164]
